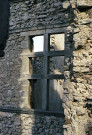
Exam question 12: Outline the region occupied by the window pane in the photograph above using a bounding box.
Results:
[50,34,64,51]
[49,56,64,74]
[48,79,64,112]
[30,79,43,109]
[29,57,43,74]
[30,35,44,52]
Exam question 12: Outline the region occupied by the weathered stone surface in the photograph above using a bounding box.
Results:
[0,0,92,135]
[77,0,92,8]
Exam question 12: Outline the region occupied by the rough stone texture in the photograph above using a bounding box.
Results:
[0,0,92,135]
[0,112,64,135]
[77,0,92,8]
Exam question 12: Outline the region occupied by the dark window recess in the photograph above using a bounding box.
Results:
[30,79,43,110]
[29,57,43,74]
[49,56,64,74]
[49,79,64,111]
[29,33,65,112]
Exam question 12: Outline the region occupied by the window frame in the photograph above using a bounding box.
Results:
[28,28,67,111]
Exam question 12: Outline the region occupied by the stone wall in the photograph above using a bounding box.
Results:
[9,0,73,30]
[0,112,64,135]
[0,0,92,135]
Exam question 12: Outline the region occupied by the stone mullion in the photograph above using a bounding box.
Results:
[42,34,49,110]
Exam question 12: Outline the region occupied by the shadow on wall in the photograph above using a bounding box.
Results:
[0,0,10,57]
[29,81,65,135]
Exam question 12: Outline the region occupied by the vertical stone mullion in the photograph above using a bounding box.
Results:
[42,34,49,110]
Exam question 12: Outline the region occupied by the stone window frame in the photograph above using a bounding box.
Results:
[21,27,67,111]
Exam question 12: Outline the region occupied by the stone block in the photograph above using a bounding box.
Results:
[21,40,29,49]
[77,0,92,8]
[76,107,86,116]
[63,1,70,9]
[21,57,30,74]
[19,97,29,109]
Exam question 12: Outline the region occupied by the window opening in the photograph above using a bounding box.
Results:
[29,31,65,112]
[30,35,44,52]
[50,33,65,51]
[29,57,43,74]
[49,79,64,111]
[49,56,64,74]
[30,79,43,110]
